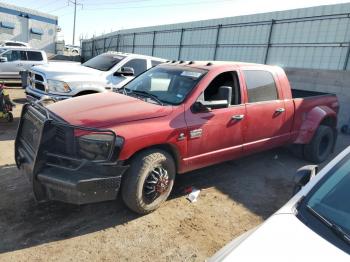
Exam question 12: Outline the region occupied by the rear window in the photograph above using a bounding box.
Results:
[244,70,278,103]
[27,51,43,61]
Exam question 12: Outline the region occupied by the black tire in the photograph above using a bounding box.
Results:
[122,149,175,214]
[304,125,335,163]
[341,125,349,134]
[6,112,13,122]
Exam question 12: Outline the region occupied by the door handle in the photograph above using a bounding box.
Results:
[232,114,244,121]
[275,108,285,113]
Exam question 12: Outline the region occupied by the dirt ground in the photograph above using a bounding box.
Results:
[0,88,349,262]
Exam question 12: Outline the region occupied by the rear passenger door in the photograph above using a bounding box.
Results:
[24,51,44,69]
[242,69,288,153]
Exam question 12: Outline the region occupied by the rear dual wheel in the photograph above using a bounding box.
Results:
[304,125,335,163]
[122,149,175,214]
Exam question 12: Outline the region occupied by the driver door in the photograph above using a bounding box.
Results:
[184,71,246,171]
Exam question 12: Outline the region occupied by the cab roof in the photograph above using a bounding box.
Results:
[162,60,279,70]
[105,51,166,61]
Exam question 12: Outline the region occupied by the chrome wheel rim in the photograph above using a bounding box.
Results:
[143,166,169,203]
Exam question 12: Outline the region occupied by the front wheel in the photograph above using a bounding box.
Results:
[304,125,335,163]
[121,149,175,214]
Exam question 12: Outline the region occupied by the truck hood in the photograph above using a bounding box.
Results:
[32,62,102,80]
[212,213,349,261]
[47,92,172,128]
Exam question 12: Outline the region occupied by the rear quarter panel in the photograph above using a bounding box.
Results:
[292,95,338,144]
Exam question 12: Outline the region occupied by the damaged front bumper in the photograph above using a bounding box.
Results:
[15,102,128,205]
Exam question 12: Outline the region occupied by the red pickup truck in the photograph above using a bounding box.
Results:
[15,61,339,214]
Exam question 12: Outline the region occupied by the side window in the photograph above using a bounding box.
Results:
[123,59,147,76]
[20,51,27,60]
[244,70,278,103]
[151,60,162,67]
[200,71,241,106]
[27,51,43,61]
[2,50,20,61]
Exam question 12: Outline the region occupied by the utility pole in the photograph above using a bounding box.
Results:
[69,0,82,45]
[73,0,77,45]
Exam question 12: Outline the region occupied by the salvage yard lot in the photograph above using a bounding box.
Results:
[1,88,349,261]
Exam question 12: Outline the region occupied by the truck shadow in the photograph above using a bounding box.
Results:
[0,147,301,254]
[0,164,139,253]
[0,137,347,254]
[0,117,20,141]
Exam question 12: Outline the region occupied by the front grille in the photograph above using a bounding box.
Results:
[35,82,45,91]
[34,74,44,82]
[20,109,44,152]
[29,71,46,92]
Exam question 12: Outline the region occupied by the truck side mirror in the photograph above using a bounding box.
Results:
[192,85,232,112]
[293,165,318,195]
[115,67,134,77]
[0,57,8,63]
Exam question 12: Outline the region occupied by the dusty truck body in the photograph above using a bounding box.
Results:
[15,61,339,214]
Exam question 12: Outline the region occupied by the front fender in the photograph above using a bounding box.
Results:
[68,83,107,96]
[294,106,337,144]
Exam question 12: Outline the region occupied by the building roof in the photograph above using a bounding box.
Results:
[0,2,57,25]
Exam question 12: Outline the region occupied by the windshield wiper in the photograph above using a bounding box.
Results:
[129,90,164,105]
[307,205,350,245]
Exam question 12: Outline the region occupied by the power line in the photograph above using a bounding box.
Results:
[47,4,70,13]
[82,0,154,6]
[32,0,61,10]
[82,0,234,11]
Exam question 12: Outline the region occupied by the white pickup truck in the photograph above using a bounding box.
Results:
[25,52,166,100]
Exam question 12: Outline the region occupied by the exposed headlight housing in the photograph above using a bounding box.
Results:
[77,133,124,161]
[47,79,71,93]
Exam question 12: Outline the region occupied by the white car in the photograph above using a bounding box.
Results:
[0,47,47,79]
[25,52,166,100]
[65,44,80,55]
[0,41,31,48]
[210,146,350,261]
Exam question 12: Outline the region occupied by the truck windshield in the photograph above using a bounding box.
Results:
[82,54,125,71]
[305,153,350,236]
[122,65,207,105]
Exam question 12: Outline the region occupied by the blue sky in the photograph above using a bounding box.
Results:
[2,0,350,44]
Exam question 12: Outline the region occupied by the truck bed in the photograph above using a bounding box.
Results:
[291,89,335,99]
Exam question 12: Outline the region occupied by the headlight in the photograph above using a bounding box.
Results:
[77,133,124,161]
[47,80,71,93]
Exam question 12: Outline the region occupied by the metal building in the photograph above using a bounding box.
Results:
[82,3,350,70]
[0,2,58,55]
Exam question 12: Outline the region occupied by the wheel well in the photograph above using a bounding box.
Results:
[320,116,337,129]
[74,90,98,97]
[127,144,180,172]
